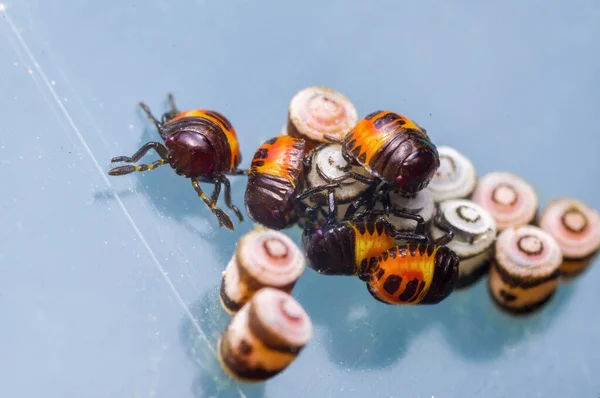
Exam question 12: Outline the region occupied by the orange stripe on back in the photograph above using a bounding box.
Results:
[344,111,426,168]
[250,136,305,186]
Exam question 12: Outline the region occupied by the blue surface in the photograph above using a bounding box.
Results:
[1,1,599,397]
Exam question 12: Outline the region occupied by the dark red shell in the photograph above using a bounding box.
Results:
[162,117,231,178]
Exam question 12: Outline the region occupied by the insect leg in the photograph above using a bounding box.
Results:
[345,172,376,185]
[168,93,179,114]
[295,182,341,202]
[138,101,164,135]
[227,168,248,176]
[388,208,426,235]
[295,171,360,203]
[322,134,342,144]
[379,217,428,244]
[210,180,222,203]
[352,208,385,220]
[191,178,235,230]
[161,93,180,123]
[108,159,168,176]
[380,191,426,234]
[344,196,368,219]
[351,188,386,219]
[302,144,319,169]
[110,142,168,165]
[218,175,244,222]
[432,210,454,246]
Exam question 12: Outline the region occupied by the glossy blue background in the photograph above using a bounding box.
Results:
[1,1,599,397]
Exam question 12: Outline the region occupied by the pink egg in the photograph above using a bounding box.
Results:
[220,229,305,314]
[538,198,600,276]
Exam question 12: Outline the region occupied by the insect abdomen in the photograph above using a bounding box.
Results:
[343,111,425,167]
[245,173,298,229]
[421,245,460,304]
[364,244,459,305]
[245,136,306,229]
[302,222,358,275]
[343,111,439,193]
[249,136,305,185]
[351,221,396,273]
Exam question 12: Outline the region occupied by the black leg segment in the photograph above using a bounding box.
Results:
[218,175,244,222]
[110,142,168,165]
[191,178,235,230]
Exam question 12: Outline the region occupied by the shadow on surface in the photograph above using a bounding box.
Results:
[297,265,576,371]
[436,275,576,360]
[180,286,266,398]
[296,268,432,371]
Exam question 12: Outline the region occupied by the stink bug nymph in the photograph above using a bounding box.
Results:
[108,94,246,230]
[323,110,440,196]
[245,135,340,230]
[244,136,306,230]
[360,243,460,305]
[302,212,428,276]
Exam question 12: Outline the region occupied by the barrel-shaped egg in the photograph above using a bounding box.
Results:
[429,199,497,288]
[287,86,358,152]
[538,198,600,276]
[471,171,538,232]
[379,190,435,234]
[300,142,372,224]
[218,288,313,382]
[426,146,477,203]
[489,225,562,314]
[220,229,306,314]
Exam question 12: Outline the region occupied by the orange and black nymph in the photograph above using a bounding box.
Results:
[245,136,306,229]
[108,94,245,230]
[340,111,440,195]
[302,216,428,276]
[245,136,340,230]
[359,243,459,305]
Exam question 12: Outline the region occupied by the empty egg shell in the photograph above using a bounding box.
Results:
[538,198,600,276]
[430,199,497,288]
[426,146,477,203]
[287,86,358,152]
[220,229,306,315]
[489,225,562,314]
[301,142,371,223]
[381,190,435,234]
[218,288,313,382]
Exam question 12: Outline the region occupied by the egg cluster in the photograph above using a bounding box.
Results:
[107,88,600,384]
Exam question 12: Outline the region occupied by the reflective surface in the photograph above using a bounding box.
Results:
[1,1,599,397]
